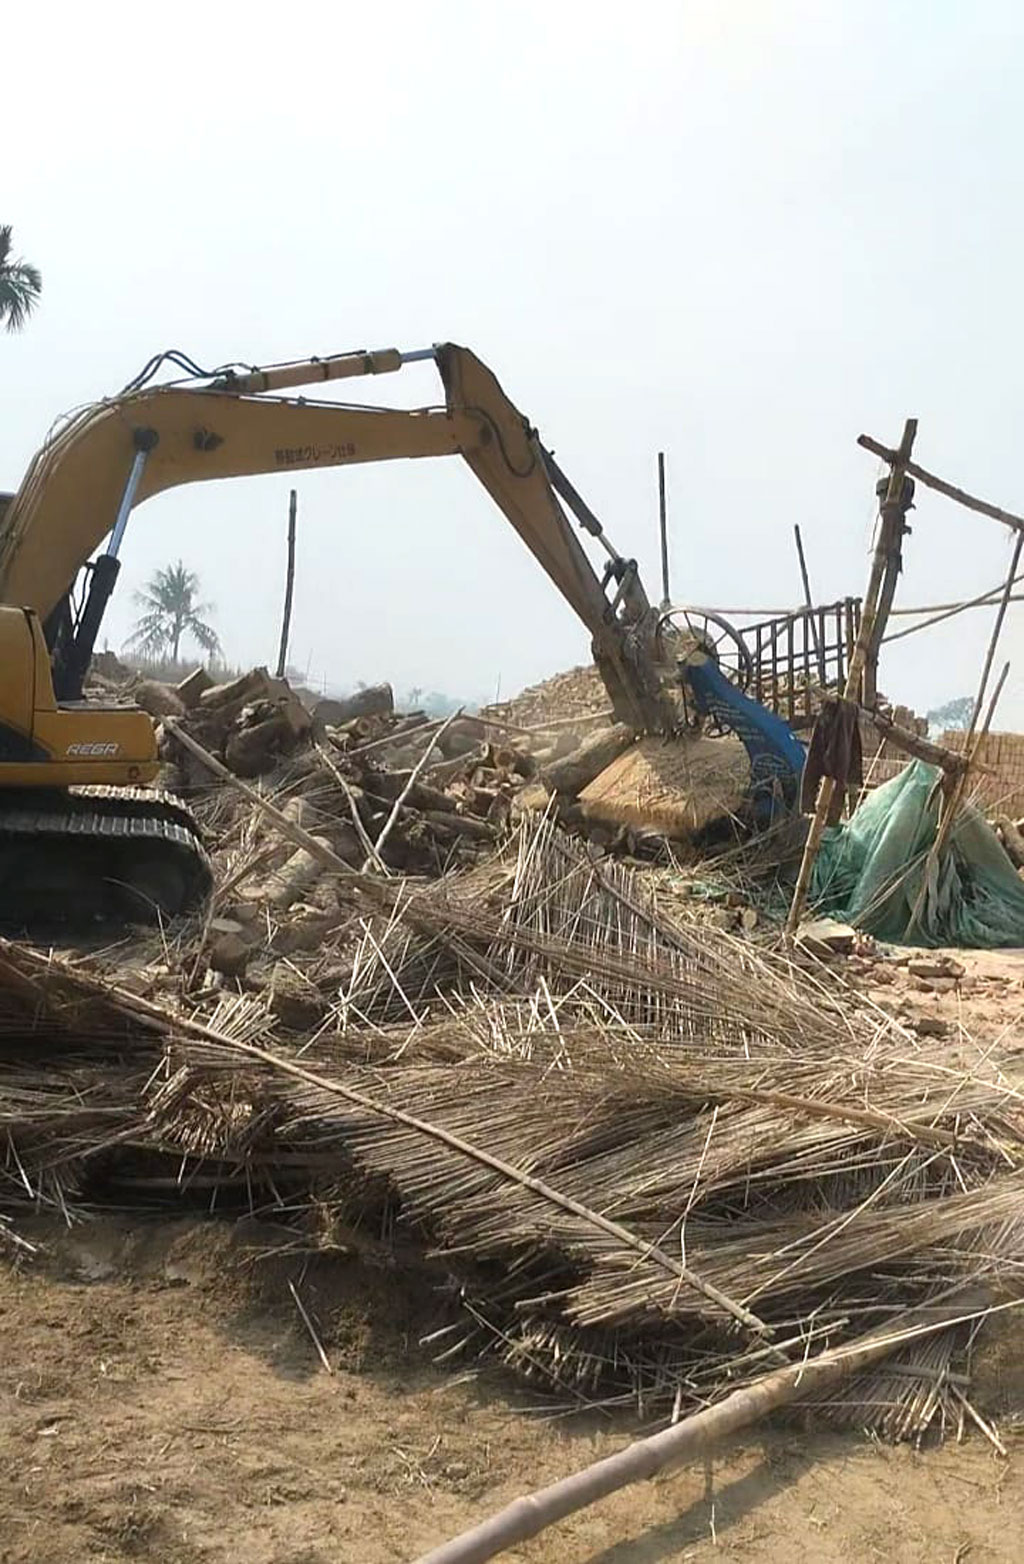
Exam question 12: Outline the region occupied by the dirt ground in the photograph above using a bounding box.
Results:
[1,1212,1023,1564]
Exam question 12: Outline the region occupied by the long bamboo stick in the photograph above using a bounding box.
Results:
[858,435,1024,533]
[411,1289,1006,1564]
[905,524,1023,938]
[785,419,917,935]
[883,571,1024,644]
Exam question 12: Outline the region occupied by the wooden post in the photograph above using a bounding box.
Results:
[785,419,918,937]
[858,706,970,777]
[793,524,826,684]
[412,1289,1002,1564]
[657,452,670,609]
[275,488,297,679]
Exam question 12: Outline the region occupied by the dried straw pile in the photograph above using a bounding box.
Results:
[1,818,1023,1444]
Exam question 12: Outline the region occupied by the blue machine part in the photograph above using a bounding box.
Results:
[682,657,807,823]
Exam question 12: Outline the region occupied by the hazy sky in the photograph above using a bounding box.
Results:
[4,1,1024,722]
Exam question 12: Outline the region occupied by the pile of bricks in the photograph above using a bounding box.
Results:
[860,704,930,790]
[941,729,1024,818]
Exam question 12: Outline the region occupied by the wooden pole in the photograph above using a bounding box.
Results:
[858,435,1024,534]
[657,452,670,609]
[411,1290,1003,1564]
[883,571,1024,645]
[964,530,1024,744]
[793,524,826,684]
[785,419,917,936]
[858,707,970,778]
[275,488,298,679]
[904,661,1010,940]
[905,524,1024,937]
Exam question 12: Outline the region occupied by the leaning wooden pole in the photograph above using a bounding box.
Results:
[793,523,826,683]
[857,435,1024,534]
[785,419,917,936]
[275,488,298,679]
[411,1291,1000,1564]
[904,524,1024,938]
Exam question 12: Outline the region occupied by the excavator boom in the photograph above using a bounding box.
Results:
[0,344,671,730]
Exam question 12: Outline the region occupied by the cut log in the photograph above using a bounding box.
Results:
[225,713,297,778]
[267,962,329,1030]
[366,771,459,815]
[540,724,634,799]
[176,667,214,708]
[200,667,277,710]
[133,680,186,720]
[198,667,311,741]
[422,810,497,842]
[263,833,352,910]
[208,931,252,978]
[438,719,485,760]
[314,684,393,725]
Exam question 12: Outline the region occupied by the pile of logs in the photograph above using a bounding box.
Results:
[132,666,654,894]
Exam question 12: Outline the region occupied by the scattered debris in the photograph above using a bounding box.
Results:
[1,809,1022,1453]
[795,917,857,958]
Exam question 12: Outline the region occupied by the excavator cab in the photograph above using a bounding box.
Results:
[0,606,157,783]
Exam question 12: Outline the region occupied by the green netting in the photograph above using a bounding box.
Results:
[810,759,1024,947]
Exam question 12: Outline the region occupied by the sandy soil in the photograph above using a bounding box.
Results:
[1,1213,1023,1564]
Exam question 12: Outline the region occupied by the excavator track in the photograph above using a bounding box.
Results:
[0,786,212,928]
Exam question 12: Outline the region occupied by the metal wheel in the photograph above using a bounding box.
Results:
[658,606,754,691]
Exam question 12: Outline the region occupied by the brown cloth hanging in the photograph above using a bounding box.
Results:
[800,698,863,824]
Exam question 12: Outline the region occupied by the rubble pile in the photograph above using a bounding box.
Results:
[121,663,713,886]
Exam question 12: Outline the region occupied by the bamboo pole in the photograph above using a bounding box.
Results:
[411,1290,1005,1564]
[657,451,671,609]
[275,488,297,679]
[340,709,538,762]
[858,435,1024,534]
[883,571,1024,644]
[964,532,1024,744]
[785,419,917,936]
[857,707,970,777]
[793,524,826,683]
[905,664,1012,941]
[904,522,1023,938]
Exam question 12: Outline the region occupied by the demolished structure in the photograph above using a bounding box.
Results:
[3,350,1024,1561]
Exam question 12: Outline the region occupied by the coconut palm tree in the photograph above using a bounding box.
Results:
[127,561,221,663]
[0,226,42,333]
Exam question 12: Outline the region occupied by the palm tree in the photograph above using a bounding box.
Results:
[0,226,42,333]
[127,561,221,664]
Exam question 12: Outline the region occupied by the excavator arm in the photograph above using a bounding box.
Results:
[0,344,674,729]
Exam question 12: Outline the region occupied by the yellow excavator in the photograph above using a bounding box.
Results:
[0,342,693,922]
